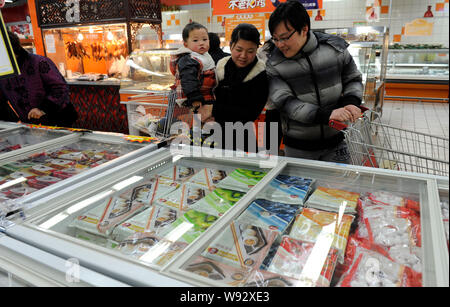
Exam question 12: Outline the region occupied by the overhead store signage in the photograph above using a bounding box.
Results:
[404,18,434,36]
[225,14,265,42]
[212,0,322,16]
[0,11,21,80]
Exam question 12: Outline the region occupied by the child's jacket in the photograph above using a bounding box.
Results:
[170,47,216,107]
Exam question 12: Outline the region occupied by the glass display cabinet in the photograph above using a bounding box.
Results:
[2,147,447,287]
[386,49,449,82]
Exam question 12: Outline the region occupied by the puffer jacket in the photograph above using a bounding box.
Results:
[266,31,363,150]
[170,47,216,107]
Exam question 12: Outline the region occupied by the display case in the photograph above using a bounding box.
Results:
[0,125,162,219]
[0,124,72,156]
[386,49,449,82]
[0,233,129,286]
[2,147,448,287]
[36,0,164,133]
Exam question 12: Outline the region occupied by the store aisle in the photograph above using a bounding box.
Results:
[381,101,449,139]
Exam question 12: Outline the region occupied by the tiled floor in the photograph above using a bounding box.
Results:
[381,101,449,139]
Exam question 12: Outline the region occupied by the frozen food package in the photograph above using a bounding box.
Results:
[267,236,339,287]
[70,196,146,238]
[237,199,300,233]
[189,188,246,217]
[154,183,209,211]
[243,269,299,287]
[158,209,218,244]
[112,205,180,242]
[305,186,360,214]
[217,168,267,192]
[289,208,354,263]
[202,221,277,270]
[74,228,119,249]
[337,247,422,287]
[263,175,315,205]
[118,232,187,266]
[157,165,199,182]
[186,168,229,190]
[368,191,420,213]
[355,197,422,271]
[184,256,251,286]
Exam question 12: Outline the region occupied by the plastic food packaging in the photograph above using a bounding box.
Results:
[190,188,246,217]
[117,232,187,266]
[217,168,267,192]
[237,199,300,233]
[368,191,420,213]
[186,168,229,191]
[71,195,146,238]
[262,175,315,205]
[289,208,354,263]
[243,269,299,287]
[356,196,422,271]
[119,177,179,207]
[337,247,422,287]
[184,256,251,286]
[305,186,360,214]
[112,205,180,242]
[154,183,209,211]
[158,209,218,244]
[202,221,277,270]
[267,236,339,287]
[157,165,199,183]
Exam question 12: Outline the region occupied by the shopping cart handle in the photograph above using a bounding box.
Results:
[329,105,369,130]
[329,120,348,131]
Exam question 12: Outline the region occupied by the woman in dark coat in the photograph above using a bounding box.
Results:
[0,31,77,127]
[208,32,230,64]
[207,24,269,153]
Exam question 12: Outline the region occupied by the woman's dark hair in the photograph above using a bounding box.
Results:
[182,22,208,42]
[208,32,221,51]
[7,31,28,58]
[268,0,310,35]
[230,23,261,47]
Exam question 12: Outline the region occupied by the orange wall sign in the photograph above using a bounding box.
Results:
[404,18,434,36]
[212,0,322,16]
[225,14,265,42]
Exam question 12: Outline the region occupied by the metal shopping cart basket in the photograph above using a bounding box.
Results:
[329,106,449,177]
[123,89,193,139]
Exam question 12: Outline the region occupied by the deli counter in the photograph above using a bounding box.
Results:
[0,146,448,287]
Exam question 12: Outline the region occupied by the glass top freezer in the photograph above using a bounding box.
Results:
[0,125,72,155]
[0,130,160,219]
[3,147,448,287]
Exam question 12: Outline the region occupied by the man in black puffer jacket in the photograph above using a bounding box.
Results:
[267,1,363,163]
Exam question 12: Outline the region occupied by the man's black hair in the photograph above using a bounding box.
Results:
[208,32,221,51]
[182,22,208,42]
[268,0,310,36]
[230,23,261,47]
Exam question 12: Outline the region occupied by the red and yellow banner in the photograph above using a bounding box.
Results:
[212,0,322,16]
[225,14,265,42]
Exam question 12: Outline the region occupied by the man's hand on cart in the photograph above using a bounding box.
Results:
[344,105,362,122]
[330,107,354,123]
[197,104,213,123]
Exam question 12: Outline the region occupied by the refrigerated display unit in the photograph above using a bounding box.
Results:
[1,146,448,287]
[0,125,163,220]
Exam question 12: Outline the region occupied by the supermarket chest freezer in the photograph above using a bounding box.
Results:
[0,127,163,219]
[2,147,448,287]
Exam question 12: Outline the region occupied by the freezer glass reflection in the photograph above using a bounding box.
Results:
[0,139,140,209]
[34,157,270,268]
[0,127,69,154]
[181,166,425,287]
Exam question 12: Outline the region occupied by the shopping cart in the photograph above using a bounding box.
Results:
[329,106,449,177]
[123,89,193,138]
